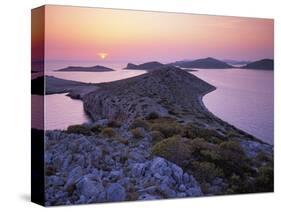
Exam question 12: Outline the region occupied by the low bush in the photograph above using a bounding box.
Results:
[131,118,150,130]
[101,127,116,138]
[66,124,92,136]
[151,136,191,166]
[146,111,160,120]
[254,165,274,192]
[107,120,121,128]
[91,125,102,133]
[191,161,224,183]
[150,130,164,144]
[131,128,144,139]
[184,123,224,142]
[151,120,183,138]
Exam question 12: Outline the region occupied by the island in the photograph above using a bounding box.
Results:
[43,66,273,205]
[242,59,274,70]
[124,61,165,70]
[55,65,115,72]
[173,57,233,69]
[31,75,98,99]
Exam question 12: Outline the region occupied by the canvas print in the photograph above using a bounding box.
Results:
[31,5,274,206]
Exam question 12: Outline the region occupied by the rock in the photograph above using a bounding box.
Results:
[64,166,83,190]
[46,175,65,187]
[186,187,202,197]
[150,157,168,176]
[109,170,123,181]
[131,163,147,177]
[177,192,186,198]
[138,193,160,200]
[178,184,186,192]
[106,183,126,202]
[137,186,157,194]
[76,176,104,200]
[170,163,183,184]
[158,184,176,198]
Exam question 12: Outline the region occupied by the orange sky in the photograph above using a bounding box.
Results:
[42,5,273,62]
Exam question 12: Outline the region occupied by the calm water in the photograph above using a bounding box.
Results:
[36,61,273,144]
[42,61,147,130]
[192,69,273,144]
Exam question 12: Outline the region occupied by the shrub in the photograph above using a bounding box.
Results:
[101,127,116,138]
[184,123,224,142]
[151,136,191,166]
[117,138,129,145]
[191,161,224,183]
[131,128,144,139]
[146,111,160,120]
[255,165,274,192]
[66,124,92,136]
[151,121,183,138]
[107,120,121,128]
[218,141,250,177]
[131,118,150,130]
[91,125,102,133]
[200,149,221,161]
[150,130,164,144]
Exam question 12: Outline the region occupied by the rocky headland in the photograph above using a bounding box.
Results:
[242,59,274,70]
[44,66,273,206]
[173,57,233,69]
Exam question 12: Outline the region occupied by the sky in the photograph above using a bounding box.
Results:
[39,5,274,63]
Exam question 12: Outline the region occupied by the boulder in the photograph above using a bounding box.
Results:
[106,183,126,202]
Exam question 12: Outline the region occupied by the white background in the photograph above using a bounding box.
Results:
[0,0,280,211]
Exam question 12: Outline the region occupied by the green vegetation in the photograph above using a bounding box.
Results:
[131,127,144,139]
[91,125,102,133]
[149,121,273,194]
[191,161,224,183]
[151,136,191,166]
[101,127,116,138]
[146,111,160,120]
[66,124,92,136]
[130,118,150,130]
[150,130,164,144]
[150,117,183,138]
[183,123,225,143]
[107,120,121,128]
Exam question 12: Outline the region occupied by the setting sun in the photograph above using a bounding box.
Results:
[98,53,108,59]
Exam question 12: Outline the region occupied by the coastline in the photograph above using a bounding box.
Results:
[43,66,273,205]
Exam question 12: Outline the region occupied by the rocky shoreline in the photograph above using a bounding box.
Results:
[44,66,273,206]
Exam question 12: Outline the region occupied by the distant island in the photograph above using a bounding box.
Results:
[242,59,274,70]
[55,65,115,72]
[222,59,252,66]
[172,57,233,69]
[124,61,165,70]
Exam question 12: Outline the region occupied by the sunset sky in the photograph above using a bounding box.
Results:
[41,5,274,63]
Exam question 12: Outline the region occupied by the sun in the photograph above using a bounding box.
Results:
[98,53,108,60]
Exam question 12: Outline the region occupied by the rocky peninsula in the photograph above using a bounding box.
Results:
[44,66,273,206]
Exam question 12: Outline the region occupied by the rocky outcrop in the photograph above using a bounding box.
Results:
[173,57,233,69]
[44,130,202,206]
[124,61,165,70]
[242,59,274,70]
[83,66,215,124]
